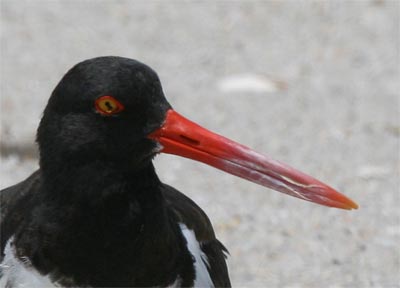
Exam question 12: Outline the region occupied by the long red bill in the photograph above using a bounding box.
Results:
[148,109,358,210]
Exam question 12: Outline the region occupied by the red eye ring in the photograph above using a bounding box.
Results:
[95,96,125,115]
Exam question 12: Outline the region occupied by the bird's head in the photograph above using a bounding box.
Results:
[37,56,358,210]
[37,56,170,171]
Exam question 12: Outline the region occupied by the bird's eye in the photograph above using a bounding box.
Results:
[95,96,125,115]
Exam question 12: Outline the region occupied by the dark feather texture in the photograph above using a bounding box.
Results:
[0,57,230,287]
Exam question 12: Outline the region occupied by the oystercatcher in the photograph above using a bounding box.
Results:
[0,57,357,287]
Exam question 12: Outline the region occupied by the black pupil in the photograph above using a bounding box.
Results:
[105,101,114,111]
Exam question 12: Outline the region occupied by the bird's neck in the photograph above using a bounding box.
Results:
[41,159,162,204]
[19,161,191,287]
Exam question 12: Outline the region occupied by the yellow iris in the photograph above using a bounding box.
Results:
[95,96,124,115]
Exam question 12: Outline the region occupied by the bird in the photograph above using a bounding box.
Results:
[0,56,358,288]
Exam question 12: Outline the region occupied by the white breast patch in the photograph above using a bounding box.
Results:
[1,230,215,288]
[0,237,56,288]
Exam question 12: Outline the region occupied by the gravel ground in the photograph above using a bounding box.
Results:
[1,1,399,287]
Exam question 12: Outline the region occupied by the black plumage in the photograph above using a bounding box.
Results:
[0,55,358,288]
[0,57,230,287]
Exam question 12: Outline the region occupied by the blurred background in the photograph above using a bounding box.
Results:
[1,1,399,287]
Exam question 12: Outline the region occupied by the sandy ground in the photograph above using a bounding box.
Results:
[1,1,399,287]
